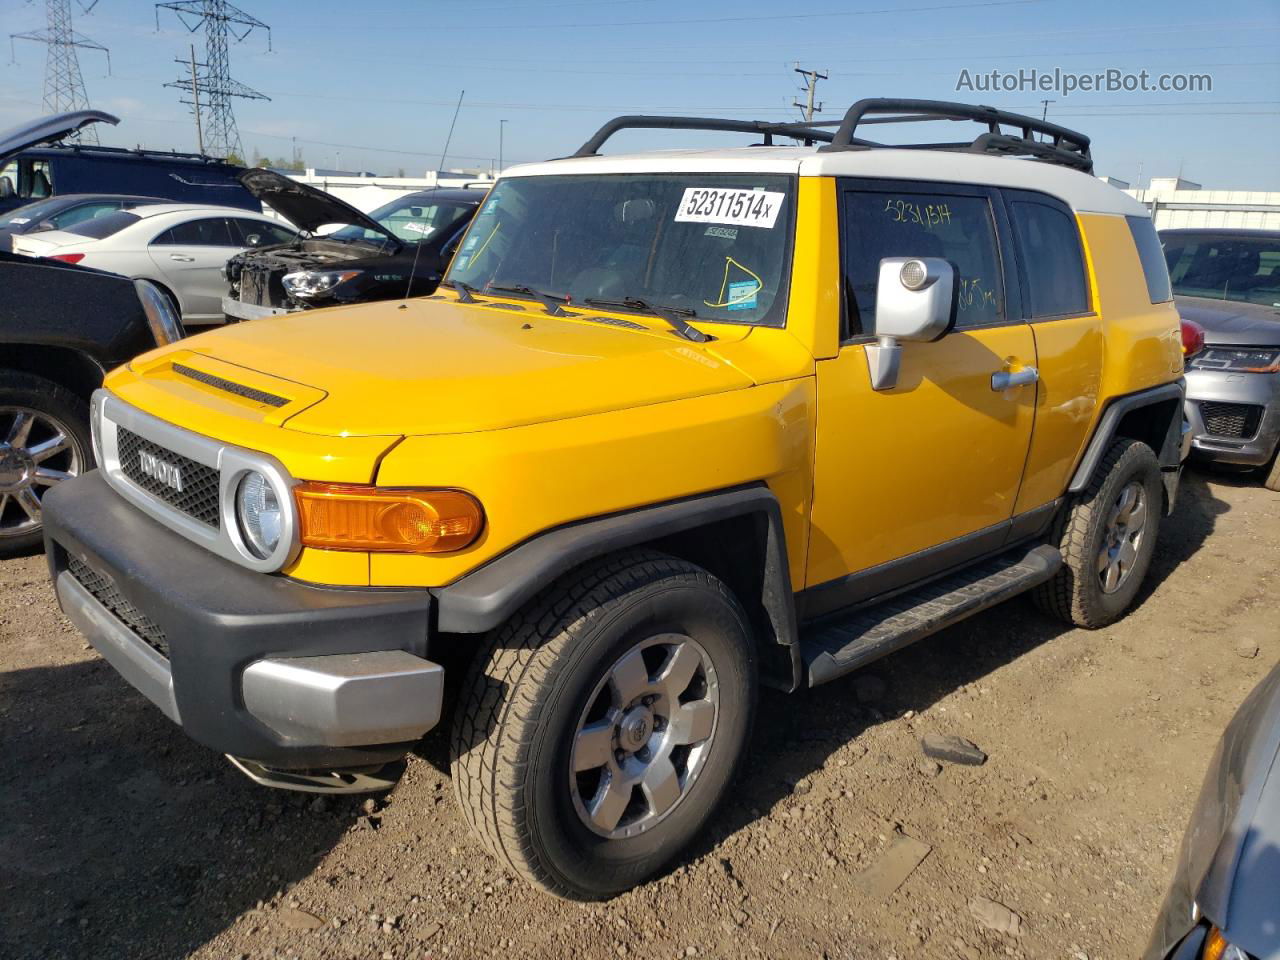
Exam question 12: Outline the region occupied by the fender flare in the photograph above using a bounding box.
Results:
[1068,380,1186,493]
[431,484,801,685]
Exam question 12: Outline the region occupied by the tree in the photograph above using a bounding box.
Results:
[225,151,244,166]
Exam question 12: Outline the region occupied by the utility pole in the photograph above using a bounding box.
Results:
[793,64,827,122]
[186,43,204,154]
[10,0,111,144]
[1039,98,1055,121]
[499,118,507,173]
[157,0,271,160]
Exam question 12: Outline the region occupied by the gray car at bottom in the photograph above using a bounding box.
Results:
[1145,662,1280,960]
[1163,229,1280,489]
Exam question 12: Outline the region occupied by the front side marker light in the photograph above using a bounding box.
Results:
[295,483,483,553]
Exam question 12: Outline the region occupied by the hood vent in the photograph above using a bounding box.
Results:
[172,362,289,408]
[582,315,646,331]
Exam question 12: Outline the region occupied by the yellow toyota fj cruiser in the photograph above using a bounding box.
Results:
[44,99,1189,900]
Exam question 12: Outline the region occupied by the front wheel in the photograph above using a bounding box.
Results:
[0,371,91,557]
[1034,437,1163,628]
[450,550,756,900]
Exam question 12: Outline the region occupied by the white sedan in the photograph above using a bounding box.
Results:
[12,204,298,324]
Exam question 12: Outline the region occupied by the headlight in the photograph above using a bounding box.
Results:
[236,471,284,559]
[281,269,362,300]
[133,278,185,345]
[1191,346,1280,373]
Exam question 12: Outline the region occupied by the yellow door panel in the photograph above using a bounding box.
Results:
[807,324,1037,587]
[1015,314,1104,513]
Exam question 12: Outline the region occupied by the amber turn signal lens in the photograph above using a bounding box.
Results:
[295,482,483,553]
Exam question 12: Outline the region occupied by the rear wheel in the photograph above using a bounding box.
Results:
[0,371,91,557]
[450,550,756,900]
[1034,438,1163,628]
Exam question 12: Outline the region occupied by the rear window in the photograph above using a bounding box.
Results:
[66,210,140,239]
[1126,215,1173,303]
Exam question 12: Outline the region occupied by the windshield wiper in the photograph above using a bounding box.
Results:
[440,278,480,303]
[487,284,569,317]
[583,297,712,343]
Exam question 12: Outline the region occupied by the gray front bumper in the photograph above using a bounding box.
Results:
[1185,366,1280,466]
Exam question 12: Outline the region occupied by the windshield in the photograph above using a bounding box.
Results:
[331,196,473,244]
[1164,233,1280,307]
[1,196,65,227]
[447,173,795,326]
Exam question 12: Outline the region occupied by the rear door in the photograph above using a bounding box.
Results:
[148,216,243,322]
[804,179,1038,613]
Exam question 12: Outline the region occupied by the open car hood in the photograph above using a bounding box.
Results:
[0,110,119,164]
[238,168,400,250]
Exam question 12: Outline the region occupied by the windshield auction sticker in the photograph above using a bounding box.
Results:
[674,188,784,229]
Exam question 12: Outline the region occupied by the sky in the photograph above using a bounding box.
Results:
[2,0,1278,188]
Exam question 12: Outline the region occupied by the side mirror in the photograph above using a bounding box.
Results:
[865,257,955,391]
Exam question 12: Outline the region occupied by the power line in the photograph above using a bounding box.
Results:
[156,0,271,159]
[9,0,110,144]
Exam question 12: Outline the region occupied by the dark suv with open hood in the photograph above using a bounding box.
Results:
[223,169,484,320]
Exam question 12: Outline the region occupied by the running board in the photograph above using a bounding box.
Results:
[801,544,1062,687]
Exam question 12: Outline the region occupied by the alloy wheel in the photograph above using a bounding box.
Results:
[0,406,83,540]
[570,633,720,840]
[1096,480,1147,594]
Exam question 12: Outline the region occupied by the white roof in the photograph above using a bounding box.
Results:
[124,203,271,219]
[504,146,1147,218]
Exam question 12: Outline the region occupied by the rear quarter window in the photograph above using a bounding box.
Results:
[64,210,141,239]
[1126,215,1173,303]
[1008,198,1089,317]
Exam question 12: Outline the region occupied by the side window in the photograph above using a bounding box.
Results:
[1126,215,1173,303]
[231,218,296,247]
[27,160,52,198]
[1008,199,1089,318]
[0,160,18,199]
[841,188,1004,337]
[51,201,121,230]
[163,217,237,246]
[151,227,177,246]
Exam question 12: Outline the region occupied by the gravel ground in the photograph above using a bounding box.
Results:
[1,466,1275,960]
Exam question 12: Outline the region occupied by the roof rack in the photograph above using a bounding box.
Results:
[569,99,1092,173]
[819,98,1092,172]
[572,116,837,158]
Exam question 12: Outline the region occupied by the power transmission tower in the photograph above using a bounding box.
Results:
[156,1,271,159]
[10,0,111,144]
[793,64,827,123]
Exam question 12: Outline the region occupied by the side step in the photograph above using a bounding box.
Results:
[801,544,1062,687]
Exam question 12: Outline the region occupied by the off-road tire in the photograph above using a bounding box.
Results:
[1034,437,1163,628]
[0,371,92,558]
[449,550,756,900]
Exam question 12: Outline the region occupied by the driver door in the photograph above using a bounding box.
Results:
[804,180,1037,614]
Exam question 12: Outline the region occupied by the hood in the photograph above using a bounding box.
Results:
[238,168,400,249]
[1176,296,1280,346]
[169,297,756,437]
[0,110,119,164]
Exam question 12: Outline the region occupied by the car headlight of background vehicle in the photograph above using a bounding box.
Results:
[282,269,362,299]
[1201,924,1255,960]
[236,471,284,559]
[133,278,185,345]
[1190,346,1280,373]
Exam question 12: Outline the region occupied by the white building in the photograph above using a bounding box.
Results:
[1120,176,1280,231]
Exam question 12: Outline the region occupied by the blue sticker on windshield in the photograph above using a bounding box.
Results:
[726,280,759,311]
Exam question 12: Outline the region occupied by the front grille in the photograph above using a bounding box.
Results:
[240,265,286,308]
[117,427,221,528]
[1199,401,1263,440]
[172,363,288,408]
[67,555,169,658]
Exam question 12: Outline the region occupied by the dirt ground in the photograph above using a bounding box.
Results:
[1,466,1275,960]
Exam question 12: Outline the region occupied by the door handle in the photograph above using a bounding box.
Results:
[991,366,1039,391]
[168,254,195,262]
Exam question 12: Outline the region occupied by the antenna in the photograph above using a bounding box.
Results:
[156,0,271,159]
[10,0,111,145]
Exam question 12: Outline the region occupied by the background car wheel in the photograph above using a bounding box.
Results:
[1034,437,1163,629]
[0,371,91,558]
[450,549,756,900]
[1262,448,1280,492]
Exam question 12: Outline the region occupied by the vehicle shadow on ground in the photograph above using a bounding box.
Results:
[677,473,1233,867]
[0,658,364,960]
